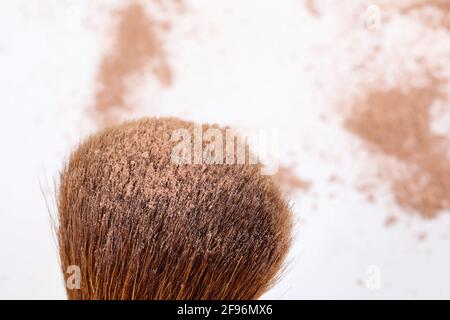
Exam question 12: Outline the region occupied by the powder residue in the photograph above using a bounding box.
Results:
[305,0,321,17]
[328,175,343,184]
[401,0,450,13]
[90,2,176,127]
[384,215,398,227]
[274,166,312,198]
[399,0,450,30]
[418,232,428,241]
[346,77,450,218]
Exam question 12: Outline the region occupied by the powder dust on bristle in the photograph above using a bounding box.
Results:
[85,0,307,202]
[346,75,450,219]
[57,117,293,300]
[89,1,179,128]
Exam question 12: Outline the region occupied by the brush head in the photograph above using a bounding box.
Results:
[58,117,292,300]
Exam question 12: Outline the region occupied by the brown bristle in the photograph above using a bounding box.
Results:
[57,117,293,300]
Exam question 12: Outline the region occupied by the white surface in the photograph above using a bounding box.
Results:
[0,0,449,299]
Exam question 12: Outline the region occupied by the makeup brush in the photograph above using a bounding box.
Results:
[57,117,292,300]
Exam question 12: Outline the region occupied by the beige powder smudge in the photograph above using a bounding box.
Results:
[305,0,321,17]
[346,76,450,218]
[274,166,312,198]
[401,0,450,13]
[90,2,176,128]
[399,0,450,30]
[418,232,428,241]
[384,215,398,227]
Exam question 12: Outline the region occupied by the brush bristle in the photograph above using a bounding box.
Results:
[57,117,292,300]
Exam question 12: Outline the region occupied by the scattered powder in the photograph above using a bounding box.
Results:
[399,0,450,30]
[384,215,398,227]
[366,193,375,204]
[357,183,377,204]
[401,0,450,14]
[305,0,321,17]
[328,174,343,184]
[274,166,312,198]
[346,76,450,218]
[90,1,177,127]
[418,232,428,241]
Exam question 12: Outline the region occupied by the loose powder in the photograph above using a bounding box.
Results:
[403,0,450,11]
[306,1,450,220]
[274,166,312,198]
[305,0,321,17]
[400,0,450,30]
[346,76,450,218]
[384,215,398,227]
[90,1,177,127]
